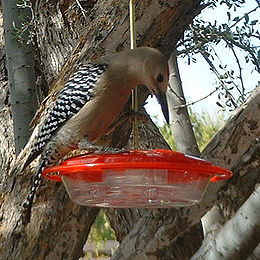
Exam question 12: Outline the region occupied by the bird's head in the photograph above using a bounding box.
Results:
[139,47,170,124]
[100,47,170,124]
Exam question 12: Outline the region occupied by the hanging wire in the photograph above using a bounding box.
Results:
[129,0,139,149]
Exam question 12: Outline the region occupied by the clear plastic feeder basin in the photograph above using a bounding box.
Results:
[42,149,232,208]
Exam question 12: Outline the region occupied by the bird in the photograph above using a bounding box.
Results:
[20,46,170,224]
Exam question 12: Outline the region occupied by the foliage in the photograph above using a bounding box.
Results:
[189,109,225,150]
[158,109,225,151]
[152,115,176,150]
[88,210,116,243]
[85,211,117,258]
[158,122,177,150]
[177,0,260,110]
[12,0,36,46]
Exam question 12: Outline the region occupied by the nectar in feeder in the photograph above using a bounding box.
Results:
[42,149,232,208]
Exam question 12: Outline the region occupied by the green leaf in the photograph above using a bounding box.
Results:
[251,20,258,25]
[216,101,224,108]
[227,11,231,21]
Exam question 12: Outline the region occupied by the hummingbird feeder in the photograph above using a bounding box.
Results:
[42,149,232,208]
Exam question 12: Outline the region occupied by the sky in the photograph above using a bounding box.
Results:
[145,1,260,126]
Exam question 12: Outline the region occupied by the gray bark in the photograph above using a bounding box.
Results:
[198,124,260,259]
[202,204,226,236]
[191,184,260,260]
[168,50,200,156]
[2,0,38,153]
[248,243,260,260]
[203,137,260,236]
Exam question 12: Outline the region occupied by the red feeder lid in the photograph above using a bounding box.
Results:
[42,149,232,183]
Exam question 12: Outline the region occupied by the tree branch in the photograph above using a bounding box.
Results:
[167,49,200,156]
[170,87,218,110]
[190,24,238,109]
[229,6,259,29]
[229,45,246,101]
[191,184,260,260]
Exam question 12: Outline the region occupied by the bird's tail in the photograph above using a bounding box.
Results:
[21,160,45,225]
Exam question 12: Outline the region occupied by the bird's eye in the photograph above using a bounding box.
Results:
[157,73,164,83]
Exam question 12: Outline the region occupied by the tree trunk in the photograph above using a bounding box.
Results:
[2,0,38,153]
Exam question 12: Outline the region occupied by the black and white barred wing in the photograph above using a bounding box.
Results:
[24,63,108,167]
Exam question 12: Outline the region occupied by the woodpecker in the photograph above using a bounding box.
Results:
[21,47,169,224]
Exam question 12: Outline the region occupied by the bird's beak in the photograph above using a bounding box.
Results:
[155,89,170,124]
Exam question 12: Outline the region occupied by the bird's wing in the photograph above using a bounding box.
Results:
[24,63,108,167]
